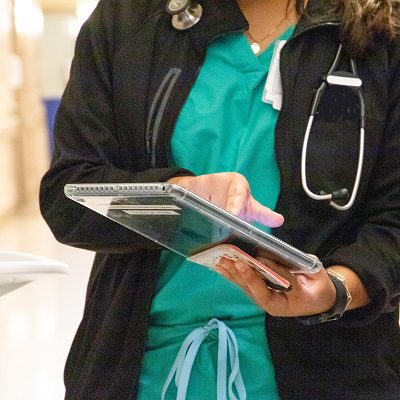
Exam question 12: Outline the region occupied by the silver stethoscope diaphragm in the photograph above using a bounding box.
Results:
[166,0,203,30]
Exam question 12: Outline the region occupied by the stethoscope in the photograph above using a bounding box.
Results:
[166,1,365,211]
[165,0,202,30]
[301,43,365,211]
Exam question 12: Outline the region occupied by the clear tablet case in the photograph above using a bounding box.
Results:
[64,183,323,274]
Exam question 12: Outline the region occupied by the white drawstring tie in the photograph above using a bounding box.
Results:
[161,318,247,400]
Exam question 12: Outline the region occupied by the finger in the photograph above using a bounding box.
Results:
[255,256,293,282]
[234,260,279,307]
[216,258,252,294]
[255,255,317,294]
[245,197,284,227]
[224,174,250,216]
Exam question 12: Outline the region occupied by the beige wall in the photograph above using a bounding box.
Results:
[37,0,78,12]
[0,0,49,221]
[0,0,20,219]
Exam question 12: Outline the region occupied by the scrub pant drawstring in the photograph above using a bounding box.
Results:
[161,318,247,400]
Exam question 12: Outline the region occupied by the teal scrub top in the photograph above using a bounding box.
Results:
[138,27,294,400]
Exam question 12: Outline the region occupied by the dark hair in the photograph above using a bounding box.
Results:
[294,0,400,56]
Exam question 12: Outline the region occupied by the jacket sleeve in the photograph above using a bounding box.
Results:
[39,1,193,253]
[321,38,400,324]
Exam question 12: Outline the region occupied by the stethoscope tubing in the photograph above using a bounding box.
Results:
[301,46,366,211]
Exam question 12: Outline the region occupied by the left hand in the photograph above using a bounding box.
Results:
[215,255,337,317]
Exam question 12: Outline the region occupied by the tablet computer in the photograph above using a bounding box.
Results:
[64,182,323,291]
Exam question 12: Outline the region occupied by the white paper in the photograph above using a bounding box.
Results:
[262,40,286,110]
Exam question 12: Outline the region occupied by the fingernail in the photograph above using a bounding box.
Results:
[219,257,228,264]
[236,261,248,272]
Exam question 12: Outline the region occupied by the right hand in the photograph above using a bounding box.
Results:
[216,256,337,317]
[168,172,284,228]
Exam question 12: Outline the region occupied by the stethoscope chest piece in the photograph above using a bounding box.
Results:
[166,0,203,30]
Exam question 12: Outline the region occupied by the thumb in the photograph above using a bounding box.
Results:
[244,197,284,228]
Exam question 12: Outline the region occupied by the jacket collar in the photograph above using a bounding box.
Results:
[187,0,248,54]
[186,0,341,54]
[293,0,341,38]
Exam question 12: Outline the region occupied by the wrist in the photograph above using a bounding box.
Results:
[327,266,370,310]
[296,269,352,325]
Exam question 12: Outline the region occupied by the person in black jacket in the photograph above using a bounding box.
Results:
[40,0,400,399]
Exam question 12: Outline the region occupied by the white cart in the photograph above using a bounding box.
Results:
[0,251,69,296]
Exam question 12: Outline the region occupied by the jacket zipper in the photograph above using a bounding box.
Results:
[163,65,203,167]
[146,68,182,167]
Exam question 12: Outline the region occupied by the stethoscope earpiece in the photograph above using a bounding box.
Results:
[166,0,203,30]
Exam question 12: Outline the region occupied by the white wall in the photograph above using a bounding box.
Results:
[38,12,75,99]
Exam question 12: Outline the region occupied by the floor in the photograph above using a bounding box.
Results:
[0,201,94,400]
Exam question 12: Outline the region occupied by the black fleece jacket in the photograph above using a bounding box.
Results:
[40,0,400,398]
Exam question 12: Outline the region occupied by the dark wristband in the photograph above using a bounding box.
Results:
[296,270,352,325]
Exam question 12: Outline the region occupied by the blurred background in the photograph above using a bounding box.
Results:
[0,1,98,398]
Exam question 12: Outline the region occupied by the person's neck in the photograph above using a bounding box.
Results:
[236,0,298,53]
